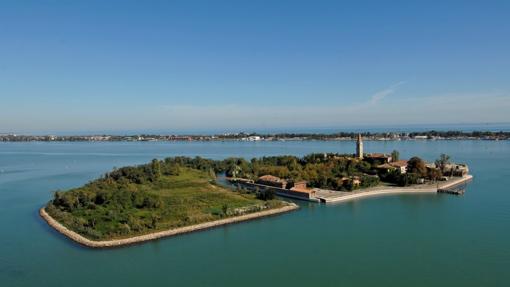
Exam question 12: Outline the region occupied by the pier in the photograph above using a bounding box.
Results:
[437,175,473,195]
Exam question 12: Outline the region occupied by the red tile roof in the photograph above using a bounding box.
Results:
[390,160,408,167]
[290,187,314,194]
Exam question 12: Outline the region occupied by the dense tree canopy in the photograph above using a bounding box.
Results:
[46,162,280,240]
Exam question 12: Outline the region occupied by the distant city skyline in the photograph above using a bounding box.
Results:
[1,1,509,133]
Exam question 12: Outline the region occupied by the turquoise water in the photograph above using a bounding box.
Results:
[1,141,509,286]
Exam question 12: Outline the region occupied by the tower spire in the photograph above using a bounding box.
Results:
[356,133,363,159]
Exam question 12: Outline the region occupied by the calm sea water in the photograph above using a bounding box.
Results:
[1,140,509,287]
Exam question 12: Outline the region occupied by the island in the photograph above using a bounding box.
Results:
[227,135,473,203]
[41,134,472,247]
[41,157,298,248]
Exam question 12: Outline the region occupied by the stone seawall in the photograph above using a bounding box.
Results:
[321,187,437,203]
[438,175,473,190]
[320,175,473,203]
[40,203,299,248]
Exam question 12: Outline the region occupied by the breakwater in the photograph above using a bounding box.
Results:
[40,203,299,248]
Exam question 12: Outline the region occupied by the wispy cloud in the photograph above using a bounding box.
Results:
[3,89,509,132]
[370,81,405,104]
[150,90,510,130]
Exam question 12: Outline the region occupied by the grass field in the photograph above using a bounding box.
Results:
[45,168,285,240]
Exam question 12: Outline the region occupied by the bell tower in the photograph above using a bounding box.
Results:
[356,133,363,159]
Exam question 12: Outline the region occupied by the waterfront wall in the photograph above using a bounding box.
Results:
[234,181,314,200]
[322,188,438,203]
[321,175,473,203]
[438,175,473,190]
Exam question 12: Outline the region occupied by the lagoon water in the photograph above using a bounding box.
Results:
[1,140,509,286]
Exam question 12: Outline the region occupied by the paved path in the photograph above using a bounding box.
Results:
[316,175,473,203]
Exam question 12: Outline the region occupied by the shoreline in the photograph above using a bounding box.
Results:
[2,138,507,144]
[317,175,473,203]
[320,187,437,203]
[40,203,299,248]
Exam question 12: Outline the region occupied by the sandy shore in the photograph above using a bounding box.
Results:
[40,203,299,248]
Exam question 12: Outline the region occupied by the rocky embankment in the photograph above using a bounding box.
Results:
[40,203,299,248]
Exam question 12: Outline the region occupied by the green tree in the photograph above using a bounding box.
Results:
[435,154,450,172]
[256,189,275,201]
[222,204,229,216]
[397,173,419,186]
[151,159,161,179]
[427,167,442,181]
[360,175,380,188]
[228,164,242,178]
[167,164,180,176]
[391,150,400,161]
[150,214,160,229]
[407,157,427,177]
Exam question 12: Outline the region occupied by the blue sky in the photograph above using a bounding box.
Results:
[1,0,509,133]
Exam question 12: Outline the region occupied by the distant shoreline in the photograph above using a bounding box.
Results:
[2,130,509,142]
[40,203,299,248]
